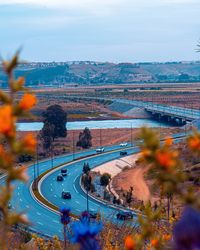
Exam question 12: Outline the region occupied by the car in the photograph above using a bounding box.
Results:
[120,142,128,147]
[120,151,128,156]
[57,175,64,181]
[88,211,98,219]
[61,169,67,176]
[116,211,133,220]
[62,191,71,199]
[96,147,105,153]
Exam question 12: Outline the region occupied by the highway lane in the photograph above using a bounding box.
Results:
[0,131,187,237]
[0,143,137,237]
[40,147,139,218]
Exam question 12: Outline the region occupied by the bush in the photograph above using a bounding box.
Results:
[100,173,111,186]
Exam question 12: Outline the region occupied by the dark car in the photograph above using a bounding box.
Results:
[62,191,71,199]
[89,211,98,219]
[61,169,67,176]
[116,211,133,220]
[57,175,64,181]
[120,151,128,156]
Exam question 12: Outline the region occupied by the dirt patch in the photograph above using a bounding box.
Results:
[112,165,152,203]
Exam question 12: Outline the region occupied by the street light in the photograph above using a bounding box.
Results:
[82,163,91,213]
[130,123,133,146]
[33,161,36,190]
[50,142,54,169]
[99,128,102,148]
[72,131,75,161]
[60,207,70,250]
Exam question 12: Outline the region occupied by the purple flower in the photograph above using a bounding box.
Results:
[173,206,200,250]
[60,207,70,225]
[71,219,102,250]
[80,211,90,223]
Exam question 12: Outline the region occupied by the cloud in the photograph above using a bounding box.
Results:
[0,0,198,6]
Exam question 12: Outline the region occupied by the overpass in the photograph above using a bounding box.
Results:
[61,95,200,125]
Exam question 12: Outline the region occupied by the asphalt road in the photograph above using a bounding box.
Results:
[0,132,186,238]
[0,143,138,237]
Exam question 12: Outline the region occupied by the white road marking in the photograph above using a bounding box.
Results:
[76,208,81,212]
[75,201,80,204]
[19,198,22,202]
[54,195,57,198]
[26,205,30,209]
[51,189,53,192]
[53,220,59,224]
[37,212,41,216]
[37,222,43,225]
[73,184,78,193]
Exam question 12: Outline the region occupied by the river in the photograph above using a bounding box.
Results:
[16,118,174,131]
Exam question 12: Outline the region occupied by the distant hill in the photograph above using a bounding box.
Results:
[1,61,200,87]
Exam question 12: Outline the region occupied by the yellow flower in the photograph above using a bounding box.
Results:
[163,234,171,241]
[141,149,152,158]
[188,136,200,151]
[165,137,173,147]
[23,133,36,152]
[17,76,25,87]
[155,150,175,170]
[0,105,15,136]
[125,236,135,250]
[19,93,37,110]
[151,238,159,247]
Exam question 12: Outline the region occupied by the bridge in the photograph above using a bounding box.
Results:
[58,95,200,125]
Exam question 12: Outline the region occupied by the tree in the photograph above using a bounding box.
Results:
[82,162,90,174]
[100,173,111,186]
[126,186,133,204]
[42,105,67,140]
[40,122,55,150]
[76,127,92,149]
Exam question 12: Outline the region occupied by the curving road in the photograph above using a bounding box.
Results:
[0,132,186,238]
[0,143,138,237]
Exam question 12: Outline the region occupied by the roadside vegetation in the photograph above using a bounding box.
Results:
[1,54,200,250]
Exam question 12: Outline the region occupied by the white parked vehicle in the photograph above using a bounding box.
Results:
[96,147,105,153]
[120,142,128,147]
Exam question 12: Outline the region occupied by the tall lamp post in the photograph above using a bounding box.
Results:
[83,162,91,213]
[72,131,75,161]
[33,161,36,190]
[36,134,39,183]
[50,141,54,169]
[60,207,70,250]
[100,128,102,148]
[130,123,133,146]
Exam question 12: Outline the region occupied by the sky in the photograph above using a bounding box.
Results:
[0,0,200,62]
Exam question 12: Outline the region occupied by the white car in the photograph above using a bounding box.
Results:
[120,142,128,147]
[96,147,105,153]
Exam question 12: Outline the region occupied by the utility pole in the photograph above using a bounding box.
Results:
[87,181,89,213]
[51,142,54,169]
[33,160,36,190]
[36,135,39,180]
[100,128,102,148]
[73,131,75,161]
[131,123,133,146]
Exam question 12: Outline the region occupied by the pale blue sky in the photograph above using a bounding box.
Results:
[0,0,200,62]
